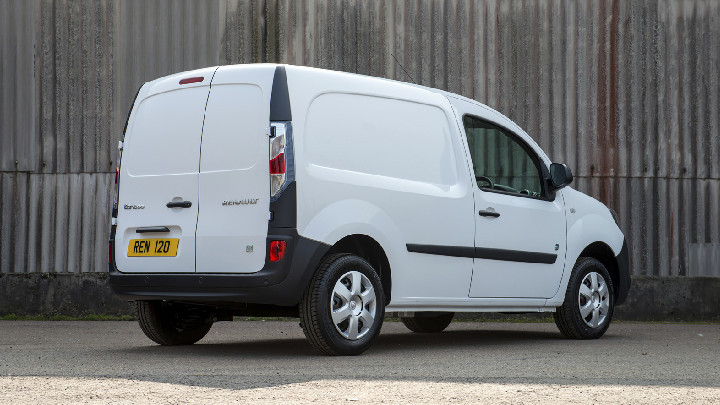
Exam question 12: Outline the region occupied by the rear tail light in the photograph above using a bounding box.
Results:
[269,152,285,175]
[269,240,287,262]
[269,122,294,199]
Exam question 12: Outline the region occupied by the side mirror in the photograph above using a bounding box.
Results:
[550,163,573,189]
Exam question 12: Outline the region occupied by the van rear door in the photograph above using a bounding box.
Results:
[114,68,216,273]
[195,65,275,273]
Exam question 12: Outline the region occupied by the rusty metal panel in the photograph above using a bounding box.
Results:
[0,0,36,172]
[32,0,115,174]
[689,244,720,277]
[112,0,222,152]
[0,173,112,274]
[1,0,719,277]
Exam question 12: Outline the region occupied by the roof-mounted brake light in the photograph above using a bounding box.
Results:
[179,77,204,85]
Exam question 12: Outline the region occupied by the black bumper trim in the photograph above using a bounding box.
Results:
[109,227,330,306]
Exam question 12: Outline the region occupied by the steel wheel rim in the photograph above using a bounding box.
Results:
[330,270,377,340]
[578,271,610,328]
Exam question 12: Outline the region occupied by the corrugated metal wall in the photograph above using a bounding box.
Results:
[1,0,719,276]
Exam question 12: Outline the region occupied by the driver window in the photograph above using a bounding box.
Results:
[463,115,543,197]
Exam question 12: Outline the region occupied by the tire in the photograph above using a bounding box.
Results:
[136,301,213,345]
[554,257,615,339]
[299,254,385,355]
[401,312,454,333]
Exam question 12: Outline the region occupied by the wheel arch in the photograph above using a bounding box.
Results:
[325,234,392,306]
[578,241,620,303]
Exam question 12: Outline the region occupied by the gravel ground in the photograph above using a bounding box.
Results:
[1,320,719,404]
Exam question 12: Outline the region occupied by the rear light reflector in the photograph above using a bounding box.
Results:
[270,241,287,262]
[179,76,204,85]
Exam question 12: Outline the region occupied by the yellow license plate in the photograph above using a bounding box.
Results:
[127,238,179,257]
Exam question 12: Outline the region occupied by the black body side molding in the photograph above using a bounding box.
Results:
[406,244,557,264]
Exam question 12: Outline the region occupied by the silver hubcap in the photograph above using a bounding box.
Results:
[578,271,610,328]
[330,271,377,340]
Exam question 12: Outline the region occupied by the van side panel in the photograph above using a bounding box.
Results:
[288,67,476,301]
[305,93,458,185]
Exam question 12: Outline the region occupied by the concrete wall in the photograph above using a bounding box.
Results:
[1,0,719,317]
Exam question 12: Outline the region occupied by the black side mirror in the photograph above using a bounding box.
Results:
[550,163,573,189]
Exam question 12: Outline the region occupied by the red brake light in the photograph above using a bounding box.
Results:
[179,77,204,85]
[270,241,287,262]
[115,167,119,184]
[270,152,286,174]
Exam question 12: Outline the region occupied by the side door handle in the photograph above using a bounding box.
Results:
[478,210,500,218]
[166,201,192,208]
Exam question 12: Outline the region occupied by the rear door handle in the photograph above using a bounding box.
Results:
[136,226,170,233]
[166,201,192,208]
[478,210,500,218]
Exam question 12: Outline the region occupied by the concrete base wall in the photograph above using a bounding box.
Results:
[615,276,720,322]
[1,274,718,321]
[0,273,134,317]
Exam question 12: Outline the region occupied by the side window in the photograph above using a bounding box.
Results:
[463,115,543,198]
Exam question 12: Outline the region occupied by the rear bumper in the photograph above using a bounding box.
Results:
[615,239,631,306]
[108,227,330,306]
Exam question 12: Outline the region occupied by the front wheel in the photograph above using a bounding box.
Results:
[554,257,615,339]
[136,301,213,345]
[299,254,385,355]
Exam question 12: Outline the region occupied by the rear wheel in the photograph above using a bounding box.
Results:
[401,312,454,333]
[136,301,213,345]
[554,257,615,339]
[300,254,385,355]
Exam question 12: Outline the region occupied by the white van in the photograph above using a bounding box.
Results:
[110,64,630,355]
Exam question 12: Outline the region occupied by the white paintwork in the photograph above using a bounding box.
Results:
[115,63,626,313]
[448,97,567,299]
[291,66,475,301]
[470,189,567,298]
[545,187,625,306]
[195,65,275,273]
[115,66,217,273]
[305,93,459,185]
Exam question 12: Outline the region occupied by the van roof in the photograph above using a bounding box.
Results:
[143,63,513,127]
[139,63,548,164]
[278,64,531,141]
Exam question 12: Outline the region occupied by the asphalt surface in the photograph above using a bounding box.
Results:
[1,320,719,404]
